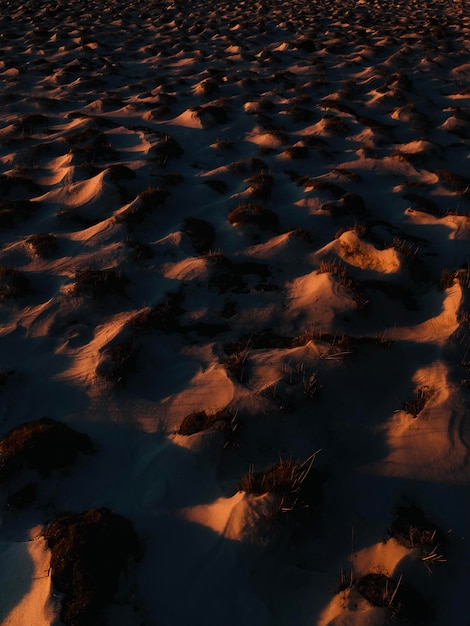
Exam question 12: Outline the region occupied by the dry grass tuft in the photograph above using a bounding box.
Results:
[401,386,435,418]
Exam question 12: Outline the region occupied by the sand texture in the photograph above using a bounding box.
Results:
[0,0,470,624]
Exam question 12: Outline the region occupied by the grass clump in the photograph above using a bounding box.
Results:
[128,291,184,333]
[0,417,93,481]
[401,386,435,418]
[71,268,128,299]
[389,503,447,569]
[228,203,279,231]
[356,573,431,624]
[178,408,238,444]
[44,507,140,626]
[238,455,325,518]
[96,339,138,387]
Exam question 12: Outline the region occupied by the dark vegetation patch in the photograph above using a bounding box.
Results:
[128,291,184,333]
[318,259,368,309]
[320,99,356,116]
[228,203,279,231]
[118,187,170,230]
[288,227,315,243]
[26,232,58,257]
[321,193,368,219]
[436,170,470,195]
[390,503,448,564]
[0,417,93,481]
[0,267,33,300]
[13,113,49,135]
[183,217,215,255]
[71,268,128,299]
[224,349,250,383]
[322,114,350,135]
[228,157,268,175]
[147,132,183,167]
[44,507,140,626]
[245,172,274,200]
[195,103,230,124]
[356,573,430,624]
[238,456,326,521]
[401,386,435,418]
[178,407,238,445]
[66,131,119,163]
[96,339,138,387]
[224,329,293,356]
[438,268,457,290]
[284,145,310,159]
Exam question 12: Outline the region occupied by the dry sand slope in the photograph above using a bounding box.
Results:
[0,0,470,624]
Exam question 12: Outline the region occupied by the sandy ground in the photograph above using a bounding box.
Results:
[0,0,470,624]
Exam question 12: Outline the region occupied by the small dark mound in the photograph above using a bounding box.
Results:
[0,417,93,481]
[356,573,430,624]
[44,507,140,626]
[183,217,216,254]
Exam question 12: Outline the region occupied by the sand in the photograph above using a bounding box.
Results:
[0,0,469,624]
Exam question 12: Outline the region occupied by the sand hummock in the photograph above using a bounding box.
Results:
[0,0,469,624]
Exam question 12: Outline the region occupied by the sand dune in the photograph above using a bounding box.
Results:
[0,0,469,624]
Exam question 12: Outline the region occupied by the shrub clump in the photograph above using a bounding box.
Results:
[238,456,326,517]
[178,408,237,443]
[0,417,93,481]
[228,203,279,231]
[356,573,431,624]
[71,268,128,299]
[389,503,447,563]
[43,507,140,626]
